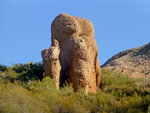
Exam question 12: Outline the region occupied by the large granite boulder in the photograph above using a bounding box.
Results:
[41,13,101,93]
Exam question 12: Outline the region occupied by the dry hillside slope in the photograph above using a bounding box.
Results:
[102,43,150,77]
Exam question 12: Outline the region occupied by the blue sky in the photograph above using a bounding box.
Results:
[0,0,150,66]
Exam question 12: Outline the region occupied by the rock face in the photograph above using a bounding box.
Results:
[41,13,101,93]
[41,39,61,89]
[69,38,100,93]
[102,43,150,78]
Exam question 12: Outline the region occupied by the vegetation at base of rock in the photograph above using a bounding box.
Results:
[0,62,150,113]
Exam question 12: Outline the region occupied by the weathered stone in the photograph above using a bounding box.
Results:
[102,43,150,78]
[42,13,101,93]
[69,38,101,93]
[41,39,61,89]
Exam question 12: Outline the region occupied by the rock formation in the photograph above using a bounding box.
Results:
[102,43,150,78]
[41,39,61,89]
[41,13,101,93]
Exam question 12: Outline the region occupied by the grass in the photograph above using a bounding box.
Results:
[0,63,150,113]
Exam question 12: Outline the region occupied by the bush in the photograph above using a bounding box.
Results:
[0,83,51,113]
[139,78,150,88]
[0,63,150,113]
[0,64,7,72]
[100,69,139,88]
[15,62,44,82]
[12,63,30,73]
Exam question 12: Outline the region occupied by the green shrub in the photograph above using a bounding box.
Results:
[139,78,150,88]
[148,105,150,113]
[0,63,150,113]
[0,64,7,72]
[0,62,44,83]
[16,62,44,82]
[1,67,18,83]
[12,63,30,73]
[100,69,139,88]
[0,83,51,113]
[27,76,57,93]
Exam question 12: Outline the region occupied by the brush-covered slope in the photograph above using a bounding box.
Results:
[102,43,150,77]
[1,63,150,113]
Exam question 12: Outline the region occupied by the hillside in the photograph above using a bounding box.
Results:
[102,43,150,78]
[0,63,150,113]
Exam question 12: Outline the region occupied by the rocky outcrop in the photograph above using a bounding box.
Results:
[41,13,101,93]
[102,43,150,78]
[69,38,100,93]
[41,39,61,89]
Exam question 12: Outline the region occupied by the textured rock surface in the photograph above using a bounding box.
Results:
[102,43,150,78]
[68,38,101,93]
[41,39,61,89]
[42,13,101,93]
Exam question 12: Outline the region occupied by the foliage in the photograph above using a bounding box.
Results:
[0,62,44,83]
[0,63,150,113]
[16,62,44,82]
[0,64,7,72]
